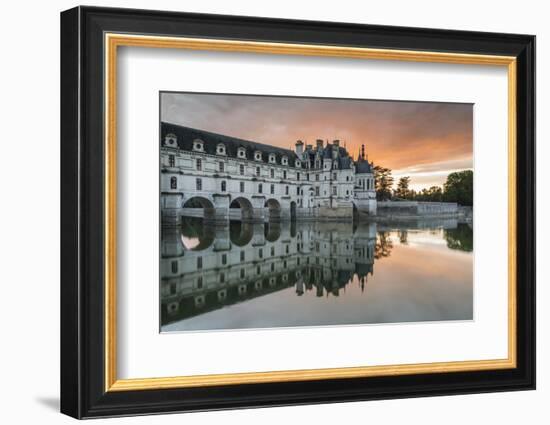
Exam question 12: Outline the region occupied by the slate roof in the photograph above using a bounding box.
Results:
[355,159,373,174]
[161,122,299,167]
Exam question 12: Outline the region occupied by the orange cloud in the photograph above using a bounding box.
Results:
[162,92,473,190]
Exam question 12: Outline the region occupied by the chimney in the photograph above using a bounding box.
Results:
[333,139,340,147]
[306,144,313,151]
[361,144,365,160]
[295,140,304,156]
[316,139,324,150]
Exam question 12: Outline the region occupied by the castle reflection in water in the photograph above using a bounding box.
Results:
[161,218,473,331]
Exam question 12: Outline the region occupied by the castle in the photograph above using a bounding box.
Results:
[160,122,377,225]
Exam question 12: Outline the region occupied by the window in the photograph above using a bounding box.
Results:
[271,263,275,272]
[256,166,261,177]
[332,186,337,196]
[283,170,287,179]
[315,187,320,196]
[297,172,300,180]
[171,261,178,274]
[168,155,175,167]
[315,174,319,181]
[220,273,225,283]
[222,254,227,265]
[333,173,337,180]
[239,164,244,175]
[255,151,262,161]
[196,178,202,191]
[193,140,204,151]
[270,184,275,194]
[258,183,263,194]
[346,175,350,181]
[296,161,301,167]
[296,187,300,195]
[197,276,203,289]
[196,158,202,171]
[271,246,275,256]
[170,283,176,295]
[269,154,276,163]
[221,181,227,192]
[346,190,349,196]
[219,161,224,172]
[285,186,289,195]
[259,248,263,259]
[240,251,245,262]
[282,156,288,165]
[170,176,177,189]
[197,257,203,269]
[238,148,246,158]
[240,269,245,279]
[307,173,310,181]
[270,169,275,178]
[257,265,261,275]
[217,144,226,155]
[286,245,289,254]
[240,182,245,193]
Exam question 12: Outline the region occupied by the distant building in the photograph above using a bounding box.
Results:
[160,122,376,225]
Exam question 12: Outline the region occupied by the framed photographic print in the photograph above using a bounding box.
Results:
[60,6,536,419]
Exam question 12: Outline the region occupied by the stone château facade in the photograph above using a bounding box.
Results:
[160,122,377,225]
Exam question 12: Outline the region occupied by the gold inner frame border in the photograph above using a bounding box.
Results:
[104,33,517,392]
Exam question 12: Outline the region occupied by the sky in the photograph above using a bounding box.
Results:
[161,92,473,191]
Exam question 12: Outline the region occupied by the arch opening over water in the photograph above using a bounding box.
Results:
[183,196,215,221]
[230,197,254,221]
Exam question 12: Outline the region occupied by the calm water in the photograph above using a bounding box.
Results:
[160,218,473,332]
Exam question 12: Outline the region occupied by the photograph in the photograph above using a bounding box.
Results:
[159,92,474,332]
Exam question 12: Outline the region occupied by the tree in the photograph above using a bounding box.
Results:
[443,170,473,206]
[444,223,473,252]
[394,176,411,199]
[427,185,443,202]
[373,165,394,201]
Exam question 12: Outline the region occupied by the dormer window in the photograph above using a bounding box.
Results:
[216,143,226,155]
[281,155,288,166]
[193,139,204,152]
[164,133,177,147]
[238,147,246,158]
[254,151,262,161]
[295,160,301,168]
[269,153,276,164]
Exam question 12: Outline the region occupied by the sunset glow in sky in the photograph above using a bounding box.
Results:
[161,92,473,191]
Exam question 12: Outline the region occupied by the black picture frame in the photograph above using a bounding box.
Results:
[61,5,535,419]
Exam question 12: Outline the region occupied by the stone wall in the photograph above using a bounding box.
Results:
[377,201,458,218]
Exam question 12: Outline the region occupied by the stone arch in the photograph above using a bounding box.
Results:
[264,198,281,221]
[183,196,215,221]
[230,197,254,221]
